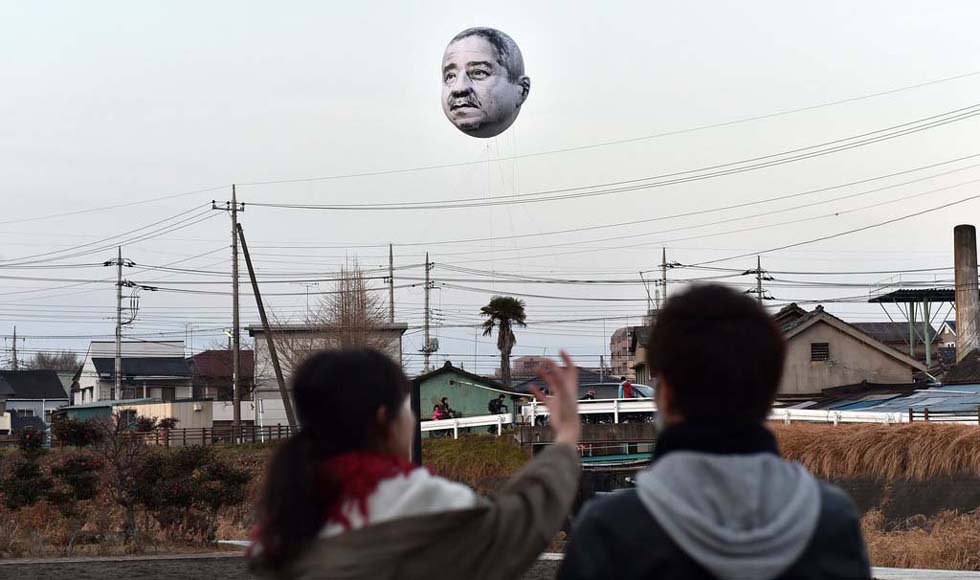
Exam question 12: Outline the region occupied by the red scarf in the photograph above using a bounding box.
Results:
[247,451,418,559]
[321,451,418,530]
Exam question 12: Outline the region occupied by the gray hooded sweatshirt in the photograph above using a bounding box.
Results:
[635,451,821,580]
[558,423,870,580]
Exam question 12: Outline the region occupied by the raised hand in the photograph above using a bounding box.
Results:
[532,350,581,447]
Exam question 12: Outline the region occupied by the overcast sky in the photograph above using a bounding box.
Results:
[2,1,980,374]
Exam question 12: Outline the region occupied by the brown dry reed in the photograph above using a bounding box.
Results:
[771,422,980,480]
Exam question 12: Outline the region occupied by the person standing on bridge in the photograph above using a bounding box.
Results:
[618,376,634,399]
[559,285,870,580]
[249,348,582,580]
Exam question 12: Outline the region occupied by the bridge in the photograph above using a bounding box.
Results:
[420,398,979,440]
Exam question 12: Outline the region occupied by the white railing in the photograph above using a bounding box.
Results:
[769,408,908,425]
[421,412,514,439]
[522,398,657,424]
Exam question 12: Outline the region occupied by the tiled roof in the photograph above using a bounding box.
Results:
[851,322,937,345]
[187,350,254,379]
[91,357,190,378]
[0,370,68,399]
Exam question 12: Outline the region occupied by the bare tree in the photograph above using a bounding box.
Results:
[261,259,390,383]
[25,350,80,372]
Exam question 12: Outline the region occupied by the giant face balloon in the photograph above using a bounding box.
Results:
[442,28,530,139]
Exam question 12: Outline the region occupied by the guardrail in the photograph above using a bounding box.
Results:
[420,413,514,439]
[522,398,656,424]
[769,408,909,425]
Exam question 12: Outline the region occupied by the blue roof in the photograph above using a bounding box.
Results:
[862,384,980,412]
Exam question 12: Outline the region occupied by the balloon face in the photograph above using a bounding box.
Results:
[442,28,530,139]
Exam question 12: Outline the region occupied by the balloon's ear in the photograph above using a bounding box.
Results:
[518,76,531,105]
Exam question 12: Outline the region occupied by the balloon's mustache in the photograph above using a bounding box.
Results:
[448,91,480,110]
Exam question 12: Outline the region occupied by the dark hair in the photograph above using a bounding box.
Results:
[450,27,525,82]
[620,376,627,381]
[646,284,785,422]
[257,349,410,568]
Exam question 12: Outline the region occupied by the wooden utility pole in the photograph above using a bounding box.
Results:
[231,185,241,438]
[238,223,297,428]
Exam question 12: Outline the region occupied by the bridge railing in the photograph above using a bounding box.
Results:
[769,408,908,425]
[521,398,656,424]
[420,412,514,439]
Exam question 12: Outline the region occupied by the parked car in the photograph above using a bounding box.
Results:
[579,382,655,400]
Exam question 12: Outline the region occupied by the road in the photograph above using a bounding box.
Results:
[0,553,560,580]
[3,553,980,580]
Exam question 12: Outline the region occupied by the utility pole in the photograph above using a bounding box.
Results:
[388,244,395,323]
[423,253,433,372]
[103,248,135,400]
[212,188,244,438]
[746,255,773,303]
[660,247,668,306]
[238,223,297,428]
[11,326,18,371]
[115,246,123,400]
[756,256,763,304]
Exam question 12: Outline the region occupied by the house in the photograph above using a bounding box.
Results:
[248,322,408,425]
[938,320,957,348]
[414,361,514,419]
[74,341,192,404]
[629,326,653,384]
[778,305,928,395]
[0,379,13,435]
[500,355,551,382]
[610,313,658,381]
[187,349,255,400]
[0,370,70,428]
[851,322,939,363]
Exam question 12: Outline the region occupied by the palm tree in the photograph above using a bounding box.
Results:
[481,296,527,386]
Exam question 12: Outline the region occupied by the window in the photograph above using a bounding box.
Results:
[119,410,137,429]
[14,409,34,418]
[811,342,830,362]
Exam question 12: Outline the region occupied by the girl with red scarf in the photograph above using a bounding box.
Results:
[249,348,581,580]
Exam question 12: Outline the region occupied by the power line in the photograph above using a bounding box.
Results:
[246,102,980,211]
[235,69,980,186]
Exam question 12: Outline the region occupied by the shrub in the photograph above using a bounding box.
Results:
[51,417,104,447]
[0,459,52,509]
[134,416,158,433]
[158,418,179,431]
[134,446,250,543]
[17,427,46,459]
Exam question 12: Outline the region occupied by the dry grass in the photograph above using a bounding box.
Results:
[422,435,527,492]
[771,422,980,480]
[862,509,980,570]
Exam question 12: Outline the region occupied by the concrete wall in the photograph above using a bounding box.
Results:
[780,322,915,395]
[114,400,212,429]
[252,326,405,401]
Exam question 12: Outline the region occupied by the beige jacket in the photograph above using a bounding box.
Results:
[254,443,580,580]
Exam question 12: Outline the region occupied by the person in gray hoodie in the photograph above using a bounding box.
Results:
[559,284,871,580]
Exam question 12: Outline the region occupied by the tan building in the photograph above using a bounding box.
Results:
[248,322,408,425]
[776,305,927,396]
[500,355,551,381]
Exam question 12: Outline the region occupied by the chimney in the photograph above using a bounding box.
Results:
[954,225,980,362]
